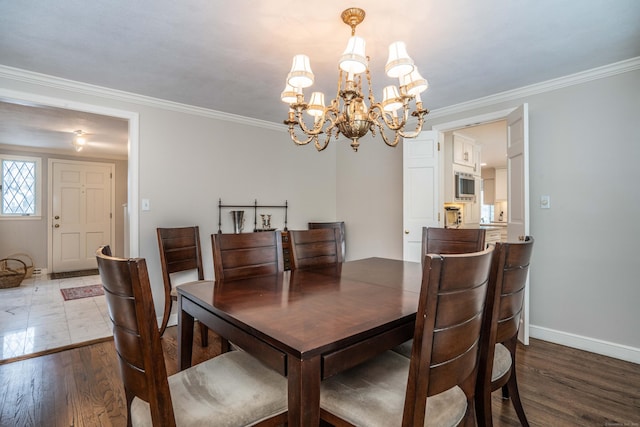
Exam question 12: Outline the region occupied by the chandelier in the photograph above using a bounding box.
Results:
[281,7,429,152]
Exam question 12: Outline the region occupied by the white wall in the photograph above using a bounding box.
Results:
[336,134,404,261]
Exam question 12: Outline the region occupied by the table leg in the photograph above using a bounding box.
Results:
[177,295,194,371]
[287,355,321,427]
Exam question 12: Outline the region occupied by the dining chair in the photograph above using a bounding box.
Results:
[289,228,343,270]
[393,226,488,358]
[157,226,209,346]
[96,245,288,427]
[320,247,495,427]
[421,226,487,264]
[308,221,346,259]
[211,231,284,281]
[475,236,534,427]
[211,231,284,353]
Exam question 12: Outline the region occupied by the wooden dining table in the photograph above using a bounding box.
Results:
[177,257,423,427]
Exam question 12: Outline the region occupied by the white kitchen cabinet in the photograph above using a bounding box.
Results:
[495,168,507,201]
[453,133,475,168]
[473,144,482,176]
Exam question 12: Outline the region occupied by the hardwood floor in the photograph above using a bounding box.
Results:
[0,330,637,426]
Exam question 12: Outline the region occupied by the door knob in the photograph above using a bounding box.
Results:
[404,230,410,234]
[54,224,60,228]
[54,215,60,220]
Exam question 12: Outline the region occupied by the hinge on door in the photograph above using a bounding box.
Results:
[110,172,113,179]
[438,212,440,222]
[110,213,112,219]
[437,142,440,151]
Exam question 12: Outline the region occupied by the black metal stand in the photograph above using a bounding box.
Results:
[217,198,288,233]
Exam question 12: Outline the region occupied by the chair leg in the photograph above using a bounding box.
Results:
[199,322,209,347]
[501,384,510,399]
[506,361,529,426]
[475,388,494,427]
[159,295,174,336]
[220,337,231,353]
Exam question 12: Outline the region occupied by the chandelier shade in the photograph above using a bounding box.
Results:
[401,69,429,98]
[287,54,314,88]
[339,36,367,75]
[385,42,415,78]
[281,7,429,152]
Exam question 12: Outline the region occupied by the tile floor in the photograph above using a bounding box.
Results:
[0,273,112,360]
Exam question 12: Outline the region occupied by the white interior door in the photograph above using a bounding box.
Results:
[51,160,114,272]
[403,131,440,262]
[506,104,531,344]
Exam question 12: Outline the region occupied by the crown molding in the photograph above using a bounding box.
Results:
[427,56,640,120]
[0,65,284,132]
[2,57,639,128]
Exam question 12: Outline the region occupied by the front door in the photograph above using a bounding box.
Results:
[51,160,114,272]
[403,131,440,262]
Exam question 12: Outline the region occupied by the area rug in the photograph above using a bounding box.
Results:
[50,269,99,280]
[60,284,104,301]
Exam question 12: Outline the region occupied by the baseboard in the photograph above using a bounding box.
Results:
[530,325,640,364]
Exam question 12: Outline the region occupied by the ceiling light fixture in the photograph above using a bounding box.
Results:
[281,7,429,152]
[73,130,86,152]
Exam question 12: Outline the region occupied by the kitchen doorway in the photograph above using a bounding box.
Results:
[431,104,530,343]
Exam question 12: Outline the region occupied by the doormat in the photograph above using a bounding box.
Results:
[50,269,99,280]
[60,284,104,301]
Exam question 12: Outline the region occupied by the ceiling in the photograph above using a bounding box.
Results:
[1,1,639,159]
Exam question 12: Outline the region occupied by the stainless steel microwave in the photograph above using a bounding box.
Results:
[455,172,476,200]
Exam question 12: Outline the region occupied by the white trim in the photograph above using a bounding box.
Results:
[530,325,640,365]
[427,56,640,119]
[0,65,284,132]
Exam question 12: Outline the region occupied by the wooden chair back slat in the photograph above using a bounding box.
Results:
[289,228,343,269]
[421,227,487,265]
[212,231,284,281]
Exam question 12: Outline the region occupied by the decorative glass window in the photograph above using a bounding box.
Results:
[1,154,42,218]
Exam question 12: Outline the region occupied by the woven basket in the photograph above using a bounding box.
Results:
[8,253,34,278]
[0,258,27,289]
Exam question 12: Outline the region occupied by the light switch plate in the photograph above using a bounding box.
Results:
[540,195,550,209]
[142,199,150,211]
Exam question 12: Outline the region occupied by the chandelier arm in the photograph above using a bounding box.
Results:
[288,127,317,146]
[397,114,427,139]
[295,110,328,136]
[369,103,409,131]
[373,119,402,147]
[314,134,331,151]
